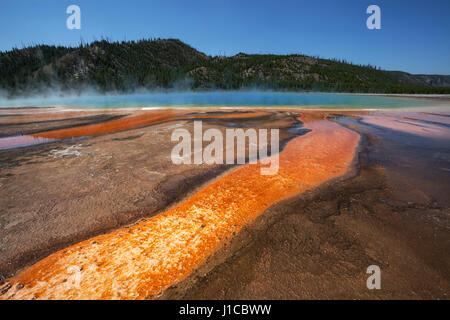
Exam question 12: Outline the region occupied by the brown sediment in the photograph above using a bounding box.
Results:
[30,111,182,140]
[184,110,271,119]
[162,112,450,299]
[30,109,272,140]
[0,114,359,300]
[0,108,123,126]
[0,109,271,150]
[0,114,127,137]
[163,165,450,300]
[0,109,297,278]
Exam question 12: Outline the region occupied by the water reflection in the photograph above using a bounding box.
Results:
[0,135,55,150]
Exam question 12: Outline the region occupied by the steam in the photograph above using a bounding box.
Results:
[0,90,437,109]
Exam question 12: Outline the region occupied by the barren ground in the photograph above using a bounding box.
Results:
[0,107,449,299]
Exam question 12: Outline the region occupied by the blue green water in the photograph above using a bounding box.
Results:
[0,92,444,109]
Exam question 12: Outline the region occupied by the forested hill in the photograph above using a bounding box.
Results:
[1,38,449,98]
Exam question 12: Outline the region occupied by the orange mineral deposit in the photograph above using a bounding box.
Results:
[2,115,359,300]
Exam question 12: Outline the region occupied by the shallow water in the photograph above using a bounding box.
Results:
[0,91,444,109]
[0,135,55,150]
[333,114,450,206]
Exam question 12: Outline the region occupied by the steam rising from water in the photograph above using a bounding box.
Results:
[0,90,442,109]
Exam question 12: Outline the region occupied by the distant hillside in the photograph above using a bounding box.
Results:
[1,38,449,97]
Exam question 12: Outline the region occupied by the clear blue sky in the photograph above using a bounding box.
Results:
[1,0,449,74]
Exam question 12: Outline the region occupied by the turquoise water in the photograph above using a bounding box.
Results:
[0,91,443,109]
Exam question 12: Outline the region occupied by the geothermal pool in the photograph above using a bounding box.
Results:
[0,91,444,109]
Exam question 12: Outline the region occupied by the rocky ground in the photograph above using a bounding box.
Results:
[0,108,299,280]
[0,107,449,299]
[162,111,450,299]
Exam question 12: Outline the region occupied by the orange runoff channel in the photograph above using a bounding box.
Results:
[2,115,359,300]
[30,109,272,140]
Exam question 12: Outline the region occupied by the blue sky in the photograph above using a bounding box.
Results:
[0,0,449,74]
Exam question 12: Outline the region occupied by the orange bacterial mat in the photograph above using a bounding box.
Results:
[1,115,359,300]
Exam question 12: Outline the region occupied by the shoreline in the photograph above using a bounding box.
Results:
[1,91,450,111]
